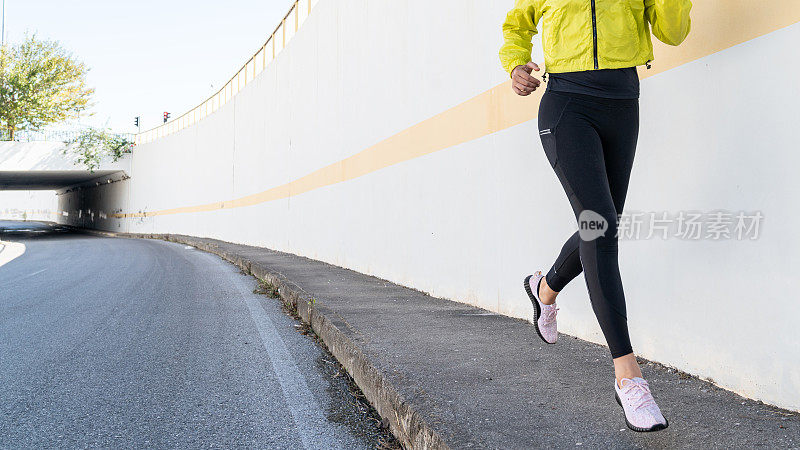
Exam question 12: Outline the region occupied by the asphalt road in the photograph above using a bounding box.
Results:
[0,221,391,449]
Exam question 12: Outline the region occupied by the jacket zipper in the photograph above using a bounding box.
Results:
[590,0,599,69]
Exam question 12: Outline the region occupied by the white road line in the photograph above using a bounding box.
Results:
[1,268,48,286]
[26,269,47,278]
[232,279,340,450]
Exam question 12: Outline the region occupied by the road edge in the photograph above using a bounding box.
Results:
[79,229,449,450]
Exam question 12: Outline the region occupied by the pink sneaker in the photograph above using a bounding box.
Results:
[615,377,669,432]
[524,271,558,344]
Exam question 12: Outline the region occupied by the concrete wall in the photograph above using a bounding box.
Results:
[58,0,800,411]
[0,190,58,222]
[0,141,78,171]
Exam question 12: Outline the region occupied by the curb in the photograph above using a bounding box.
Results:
[80,229,449,449]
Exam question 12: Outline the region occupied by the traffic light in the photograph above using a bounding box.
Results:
[163,112,171,123]
[134,116,140,128]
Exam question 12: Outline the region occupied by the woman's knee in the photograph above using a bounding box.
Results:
[577,207,619,243]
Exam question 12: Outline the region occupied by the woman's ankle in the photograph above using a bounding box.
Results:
[538,277,558,305]
[613,352,643,383]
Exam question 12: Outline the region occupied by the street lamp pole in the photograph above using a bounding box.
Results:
[1,0,6,47]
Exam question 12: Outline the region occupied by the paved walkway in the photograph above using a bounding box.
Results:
[97,232,799,448]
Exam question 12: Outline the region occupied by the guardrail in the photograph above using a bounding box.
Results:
[136,0,316,146]
[1,130,136,143]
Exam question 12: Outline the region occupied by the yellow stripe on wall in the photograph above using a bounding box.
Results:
[115,1,800,219]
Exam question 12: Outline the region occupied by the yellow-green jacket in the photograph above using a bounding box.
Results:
[500,0,692,75]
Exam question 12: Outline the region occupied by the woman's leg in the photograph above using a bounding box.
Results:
[535,232,580,305]
[596,97,640,379]
[541,100,638,304]
[544,231,582,295]
[540,92,667,431]
[538,92,638,362]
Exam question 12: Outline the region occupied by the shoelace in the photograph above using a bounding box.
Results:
[541,303,559,325]
[621,380,657,411]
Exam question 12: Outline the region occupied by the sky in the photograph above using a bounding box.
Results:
[2,0,295,133]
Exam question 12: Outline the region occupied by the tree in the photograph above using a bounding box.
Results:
[0,34,93,140]
[63,128,134,172]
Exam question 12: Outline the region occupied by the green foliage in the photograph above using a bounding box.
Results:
[64,128,134,172]
[0,34,94,140]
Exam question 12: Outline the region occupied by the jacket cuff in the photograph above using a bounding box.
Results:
[506,58,532,78]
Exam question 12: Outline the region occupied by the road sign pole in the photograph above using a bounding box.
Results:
[2,0,6,47]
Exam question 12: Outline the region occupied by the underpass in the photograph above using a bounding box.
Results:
[0,141,128,190]
[0,141,129,224]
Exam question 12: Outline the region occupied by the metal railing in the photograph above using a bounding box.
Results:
[136,0,316,146]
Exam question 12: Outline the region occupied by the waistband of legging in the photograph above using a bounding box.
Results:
[544,88,639,107]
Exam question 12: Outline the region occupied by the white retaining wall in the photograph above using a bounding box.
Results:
[0,190,58,222]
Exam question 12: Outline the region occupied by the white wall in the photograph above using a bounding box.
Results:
[0,141,77,171]
[59,1,800,411]
[0,190,58,222]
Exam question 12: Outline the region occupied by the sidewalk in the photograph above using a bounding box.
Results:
[98,231,799,448]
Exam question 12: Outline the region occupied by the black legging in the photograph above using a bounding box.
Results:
[537,90,639,358]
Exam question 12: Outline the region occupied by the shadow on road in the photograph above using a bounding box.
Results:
[0,220,81,241]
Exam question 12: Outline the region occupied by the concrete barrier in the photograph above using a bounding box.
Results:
[57,0,800,411]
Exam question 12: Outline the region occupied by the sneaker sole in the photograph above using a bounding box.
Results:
[615,392,669,432]
[523,274,555,345]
